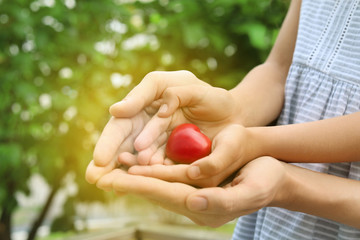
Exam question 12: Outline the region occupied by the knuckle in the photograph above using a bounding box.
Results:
[229,123,245,134]
[205,160,223,175]
[162,87,178,101]
[198,178,219,188]
[163,87,175,97]
[219,195,236,214]
[144,71,164,83]
[145,70,161,78]
[162,87,181,109]
[178,70,196,79]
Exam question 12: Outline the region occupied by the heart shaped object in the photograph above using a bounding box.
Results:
[165,123,212,164]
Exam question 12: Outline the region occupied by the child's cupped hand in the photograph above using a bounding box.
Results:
[101,70,259,188]
[127,123,258,188]
[86,70,245,188]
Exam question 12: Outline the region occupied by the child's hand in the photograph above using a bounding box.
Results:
[86,70,237,185]
[112,70,238,166]
[112,71,249,187]
[85,110,153,184]
[127,124,259,187]
[119,84,238,167]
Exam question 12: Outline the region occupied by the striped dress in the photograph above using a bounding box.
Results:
[232,0,360,239]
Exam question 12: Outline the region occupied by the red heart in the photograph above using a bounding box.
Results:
[166,123,212,164]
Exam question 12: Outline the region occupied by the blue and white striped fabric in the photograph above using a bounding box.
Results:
[232,0,360,239]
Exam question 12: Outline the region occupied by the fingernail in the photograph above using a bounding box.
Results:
[158,104,168,114]
[188,166,200,179]
[188,196,208,211]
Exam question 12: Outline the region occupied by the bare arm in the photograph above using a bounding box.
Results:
[96,156,360,229]
[230,0,301,127]
[230,0,301,126]
[274,160,360,229]
[249,111,360,163]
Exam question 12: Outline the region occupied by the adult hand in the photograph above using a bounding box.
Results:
[95,156,287,227]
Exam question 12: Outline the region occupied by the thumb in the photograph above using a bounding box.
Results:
[157,84,210,118]
[110,71,206,118]
[187,125,245,180]
[109,84,157,118]
[186,188,236,214]
[109,71,169,118]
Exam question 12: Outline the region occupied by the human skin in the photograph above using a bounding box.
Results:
[130,112,360,185]
[87,0,360,229]
[86,0,300,186]
[95,156,360,229]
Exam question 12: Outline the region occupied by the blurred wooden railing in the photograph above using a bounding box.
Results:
[66,224,232,240]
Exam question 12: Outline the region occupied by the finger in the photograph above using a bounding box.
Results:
[137,148,154,165]
[186,172,265,217]
[118,152,137,167]
[186,187,245,215]
[96,168,125,191]
[149,144,166,165]
[187,125,243,180]
[134,115,170,151]
[110,71,203,118]
[128,164,189,182]
[144,99,163,116]
[93,117,132,166]
[85,160,117,185]
[128,164,218,187]
[109,82,158,118]
[159,86,234,125]
[111,168,196,206]
[187,143,234,180]
[136,131,168,165]
[164,158,175,165]
[157,85,209,118]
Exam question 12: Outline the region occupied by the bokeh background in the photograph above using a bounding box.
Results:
[0,0,288,239]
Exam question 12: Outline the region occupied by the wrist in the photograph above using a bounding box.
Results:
[246,127,268,161]
[228,89,246,126]
[268,161,295,207]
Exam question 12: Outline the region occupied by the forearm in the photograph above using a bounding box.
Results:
[229,63,287,127]
[229,0,300,127]
[251,112,360,163]
[272,162,360,229]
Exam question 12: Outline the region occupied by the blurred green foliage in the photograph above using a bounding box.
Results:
[0,0,288,239]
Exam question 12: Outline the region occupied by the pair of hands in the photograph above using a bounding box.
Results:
[85,71,286,227]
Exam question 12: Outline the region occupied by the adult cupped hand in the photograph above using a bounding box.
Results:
[95,156,288,227]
